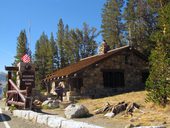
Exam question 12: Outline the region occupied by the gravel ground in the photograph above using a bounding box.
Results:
[0,100,47,128]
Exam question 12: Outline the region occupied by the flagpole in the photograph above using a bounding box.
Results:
[28,20,32,61]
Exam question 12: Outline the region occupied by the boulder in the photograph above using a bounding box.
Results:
[65,104,89,119]
[42,99,59,109]
[42,99,52,106]
[48,100,59,108]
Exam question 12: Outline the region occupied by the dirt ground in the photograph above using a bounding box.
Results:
[42,91,170,128]
[42,108,129,128]
[1,91,170,128]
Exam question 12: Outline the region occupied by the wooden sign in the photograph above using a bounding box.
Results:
[21,71,35,88]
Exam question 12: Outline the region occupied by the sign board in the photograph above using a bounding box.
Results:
[21,71,35,88]
[18,62,35,88]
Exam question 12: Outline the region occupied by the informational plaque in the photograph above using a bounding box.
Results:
[18,62,35,88]
[21,71,35,88]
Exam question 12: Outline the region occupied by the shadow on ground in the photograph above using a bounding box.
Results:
[0,114,11,122]
[32,108,59,115]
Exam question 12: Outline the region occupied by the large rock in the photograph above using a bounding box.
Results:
[42,99,52,106]
[48,100,59,108]
[42,99,59,109]
[64,104,89,119]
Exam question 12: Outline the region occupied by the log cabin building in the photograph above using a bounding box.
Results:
[43,45,149,98]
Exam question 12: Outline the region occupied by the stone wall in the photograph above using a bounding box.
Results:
[81,50,148,97]
[13,110,104,128]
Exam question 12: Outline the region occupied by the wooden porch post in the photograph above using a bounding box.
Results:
[8,71,12,90]
[6,71,12,106]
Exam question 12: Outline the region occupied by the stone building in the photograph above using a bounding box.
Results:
[43,45,149,98]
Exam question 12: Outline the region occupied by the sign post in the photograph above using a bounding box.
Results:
[17,62,35,109]
[18,62,35,90]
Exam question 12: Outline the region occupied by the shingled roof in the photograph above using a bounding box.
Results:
[43,45,147,81]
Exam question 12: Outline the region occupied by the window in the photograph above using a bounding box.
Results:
[103,70,125,88]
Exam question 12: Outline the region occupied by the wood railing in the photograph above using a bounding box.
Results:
[6,79,30,109]
[5,64,34,109]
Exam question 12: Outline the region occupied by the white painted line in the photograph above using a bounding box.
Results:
[0,108,11,128]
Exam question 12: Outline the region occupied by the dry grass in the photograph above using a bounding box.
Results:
[78,91,170,127]
[78,91,147,111]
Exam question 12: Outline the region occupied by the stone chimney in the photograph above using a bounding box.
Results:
[99,40,110,54]
[104,43,110,53]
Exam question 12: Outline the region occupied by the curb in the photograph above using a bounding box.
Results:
[13,110,105,128]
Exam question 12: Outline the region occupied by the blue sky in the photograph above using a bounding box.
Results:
[0,0,105,72]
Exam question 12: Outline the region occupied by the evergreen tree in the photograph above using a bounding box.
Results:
[69,29,81,63]
[124,0,156,56]
[50,32,59,70]
[57,18,67,68]
[45,40,53,75]
[79,23,98,58]
[63,24,71,65]
[101,0,124,48]
[146,0,170,106]
[34,40,43,90]
[146,43,170,106]
[35,32,53,90]
[14,30,28,65]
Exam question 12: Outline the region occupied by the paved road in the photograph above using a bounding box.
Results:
[0,100,48,128]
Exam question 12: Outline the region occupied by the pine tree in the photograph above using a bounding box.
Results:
[45,40,53,75]
[79,23,98,58]
[146,43,170,106]
[35,32,53,90]
[101,0,124,48]
[146,0,170,106]
[14,30,28,65]
[50,32,59,70]
[124,0,156,56]
[63,24,71,65]
[57,18,67,68]
[69,29,81,63]
[35,40,43,90]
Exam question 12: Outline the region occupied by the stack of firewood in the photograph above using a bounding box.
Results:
[94,101,141,118]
